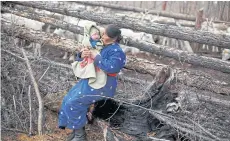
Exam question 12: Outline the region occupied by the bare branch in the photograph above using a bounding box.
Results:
[28,85,33,136]
[21,48,44,135]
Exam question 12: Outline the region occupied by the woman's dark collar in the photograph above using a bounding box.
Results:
[104,42,116,46]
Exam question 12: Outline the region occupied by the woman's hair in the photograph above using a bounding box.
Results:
[106,24,122,43]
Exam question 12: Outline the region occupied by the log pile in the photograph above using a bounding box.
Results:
[1,1,230,141]
[9,1,230,49]
[2,20,230,74]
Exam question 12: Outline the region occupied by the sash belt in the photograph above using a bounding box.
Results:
[107,73,117,77]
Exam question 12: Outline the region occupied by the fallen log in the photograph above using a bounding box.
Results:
[151,18,195,27]
[1,20,79,52]
[123,41,230,73]
[3,20,230,74]
[1,6,82,34]
[125,57,230,95]
[10,1,230,49]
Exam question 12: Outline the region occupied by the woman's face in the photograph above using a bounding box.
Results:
[101,29,115,45]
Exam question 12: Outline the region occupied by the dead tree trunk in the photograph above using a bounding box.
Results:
[2,20,230,74]
[195,8,204,29]
[10,1,230,49]
[125,57,230,95]
[162,1,167,11]
[1,21,78,52]
[193,8,204,53]
[124,40,230,73]
[151,18,195,27]
[218,1,226,21]
[228,2,230,22]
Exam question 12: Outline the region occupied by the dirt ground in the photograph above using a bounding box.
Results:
[1,110,105,141]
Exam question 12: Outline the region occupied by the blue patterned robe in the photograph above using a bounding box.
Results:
[58,42,126,130]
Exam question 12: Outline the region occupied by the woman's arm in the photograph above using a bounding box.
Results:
[94,50,126,73]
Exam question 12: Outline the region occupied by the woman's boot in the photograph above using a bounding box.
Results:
[66,131,75,141]
[71,127,87,141]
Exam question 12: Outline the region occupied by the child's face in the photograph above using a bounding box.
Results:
[91,32,100,40]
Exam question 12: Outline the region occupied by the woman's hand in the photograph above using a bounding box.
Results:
[81,47,91,58]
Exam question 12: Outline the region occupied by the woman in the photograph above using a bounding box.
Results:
[58,24,126,141]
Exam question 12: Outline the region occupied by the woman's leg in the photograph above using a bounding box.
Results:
[61,94,104,141]
[58,95,69,129]
[59,91,105,128]
[58,84,82,128]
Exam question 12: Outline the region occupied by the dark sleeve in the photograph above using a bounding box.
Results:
[94,50,126,73]
[75,52,83,61]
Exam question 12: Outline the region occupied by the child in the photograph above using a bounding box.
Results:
[72,22,107,88]
[79,31,103,68]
